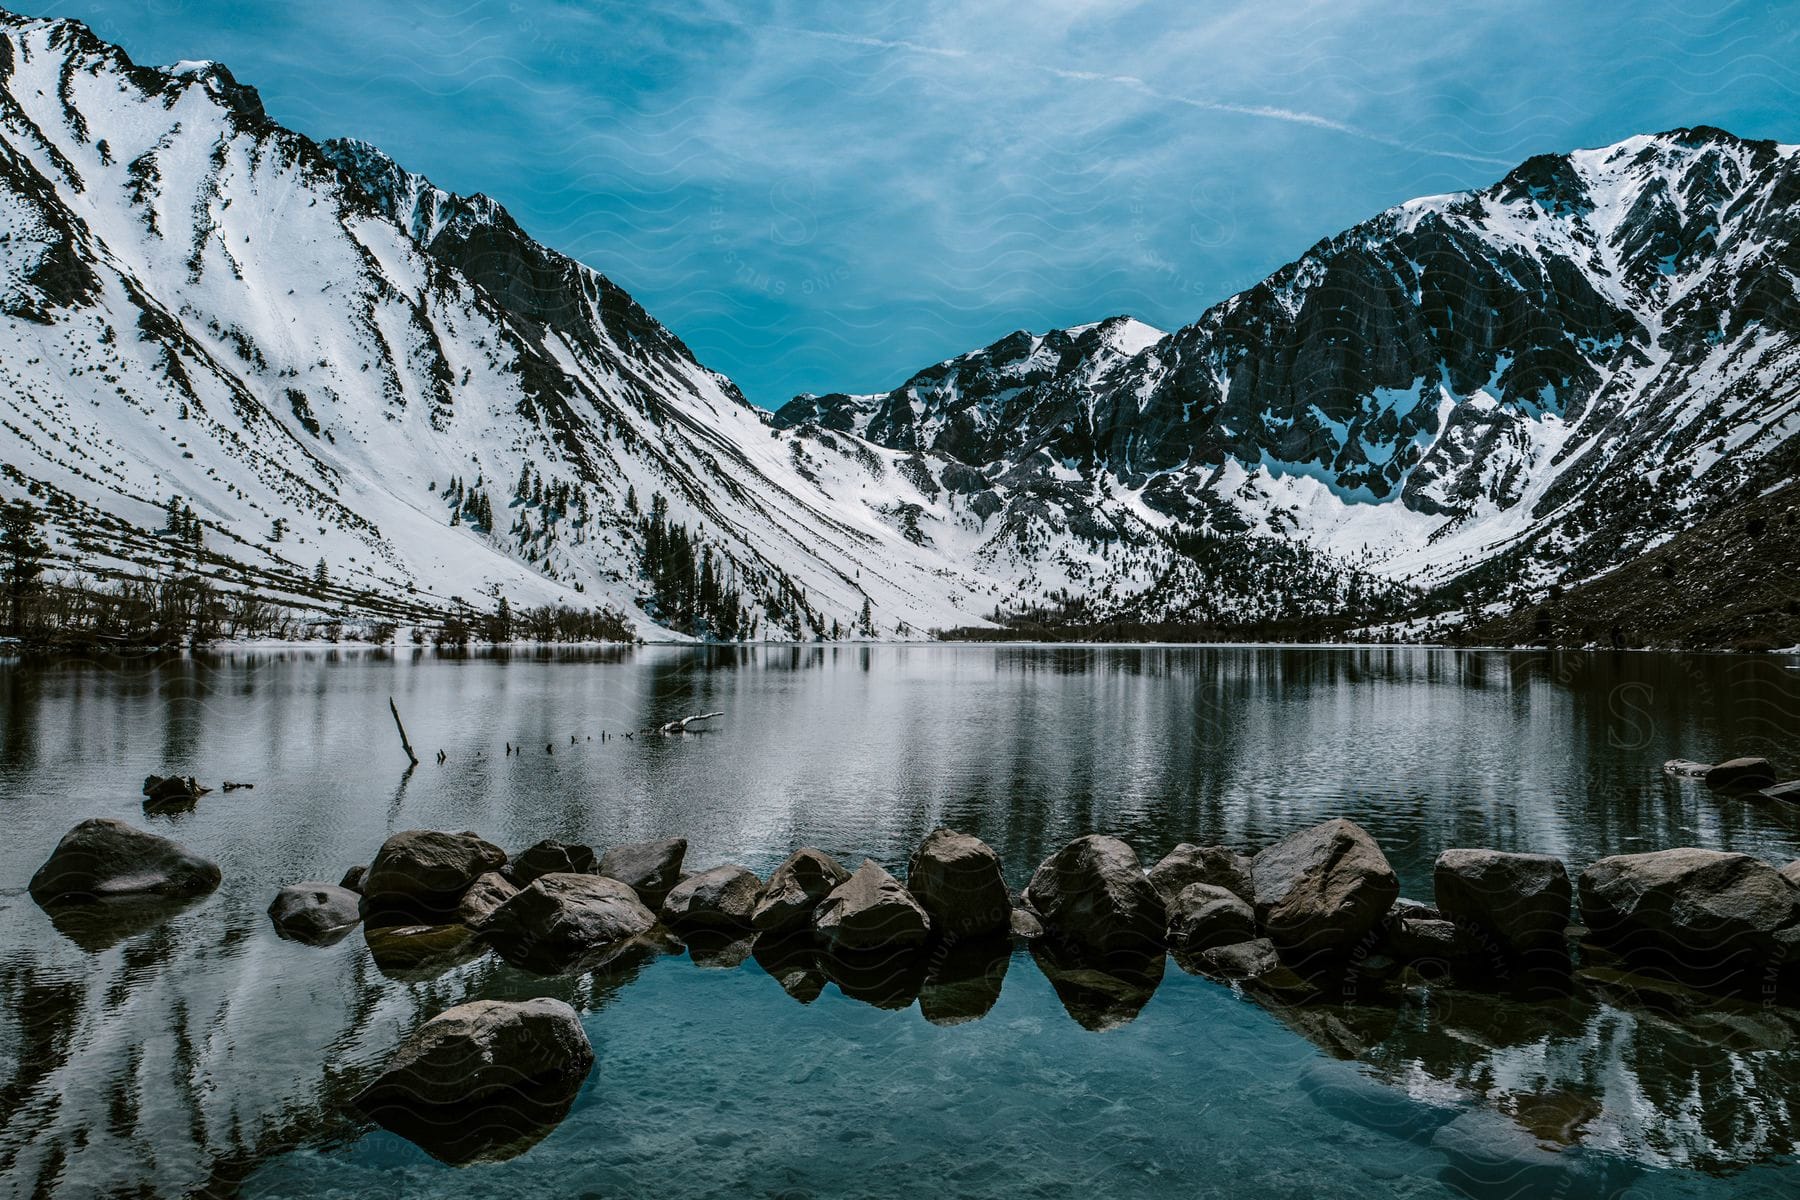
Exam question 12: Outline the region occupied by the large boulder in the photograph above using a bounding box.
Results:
[751,847,851,932]
[507,839,596,887]
[29,818,222,905]
[361,830,506,924]
[1578,848,1800,983]
[354,998,593,1164]
[660,864,764,931]
[456,871,519,926]
[481,873,658,972]
[1704,757,1777,792]
[1250,819,1398,959]
[1164,882,1257,951]
[596,837,687,908]
[268,882,362,945]
[813,860,932,952]
[1022,835,1164,959]
[1148,844,1254,906]
[1433,849,1571,963]
[906,828,1010,937]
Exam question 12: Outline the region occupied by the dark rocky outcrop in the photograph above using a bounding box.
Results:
[361,830,506,924]
[506,839,596,887]
[1250,819,1398,961]
[29,818,222,905]
[1164,882,1257,951]
[1147,843,1254,906]
[1009,907,1046,939]
[906,828,1010,937]
[1022,835,1164,959]
[339,864,367,893]
[455,871,519,926]
[481,873,657,973]
[596,837,687,908]
[354,998,593,1164]
[142,774,207,811]
[1433,849,1572,963]
[751,847,850,933]
[659,864,764,931]
[1704,758,1778,792]
[813,860,932,952]
[267,882,362,945]
[1578,848,1800,984]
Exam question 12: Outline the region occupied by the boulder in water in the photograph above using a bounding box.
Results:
[339,864,367,893]
[813,859,931,951]
[29,818,221,905]
[268,882,362,944]
[1433,849,1571,963]
[906,828,1011,937]
[1147,843,1254,905]
[1022,835,1163,959]
[751,847,850,932]
[660,864,764,931]
[1164,882,1257,951]
[361,830,506,924]
[482,873,658,973]
[456,871,519,926]
[507,839,596,887]
[1704,757,1777,792]
[363,922,483,981]
[1250,819,1397,961]
[596,837,687,908]
[142,774,208,811]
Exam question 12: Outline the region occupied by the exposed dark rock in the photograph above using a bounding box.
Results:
[1578,848,1800,985]
[1164,882,1257,951]
[339,864,367,893]
[354,998,593,1164]
[29,818,222,905]
[596,837,687,908]
[506,839,596,887]
[1434,848,1572,962]
[482,873,658,973]
[906,827,1010,937]
[1009,907,1045,939]
[361,830,506,925]
[1250,819,1398,962]
[814,860,932,951]
[659,864,764,931]
[1022,835,1164,960]
[1705,757,1778,791]
[1663,759,1712,778]
[1147,843,1255,906]
[267,882,362,945]
[142,774,208,811]
[1784,860,1800,888]
[751,847,850,933]
[1378,911,1463,964]
[455,871,519,926]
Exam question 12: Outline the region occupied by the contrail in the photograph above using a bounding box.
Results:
[783,26,1514,168]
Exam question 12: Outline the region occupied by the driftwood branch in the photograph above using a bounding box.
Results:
[647,711,723,736]
[389,697,420,767]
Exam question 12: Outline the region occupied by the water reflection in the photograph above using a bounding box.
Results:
[2,646,1798,1197]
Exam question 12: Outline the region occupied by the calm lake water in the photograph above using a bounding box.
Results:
[3,645,1800,1199]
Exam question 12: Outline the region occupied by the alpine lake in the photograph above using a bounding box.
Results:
[4,644,1800,1199]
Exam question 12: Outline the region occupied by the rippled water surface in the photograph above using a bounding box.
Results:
[3,645,1800,1198]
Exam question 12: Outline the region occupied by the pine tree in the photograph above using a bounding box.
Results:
[2,499,47,637]
[313,558,330,591]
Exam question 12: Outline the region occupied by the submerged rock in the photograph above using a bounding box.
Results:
[455,871,519,926]
[1250,818,1397,961]
[751,847,851,932]
[363,922,483,980]
[1578,848,1800,984]
[1022,835,1163,960]
[1704,757,1778,792]
[29,818,222,906]
[361,829,506,924]
[684,929,758,970]
[482,873,658,973]
[507,839,596,887]
[906,828,1011,937]
[268,882,362,945]
[814,860,932,951]
[355,998,593,1164]
[1434,849,1572,963]
[142,774,208,812]
[660,864,764,931]
[1147,843,1255,906]
[1164,882,1257,951]
[596,837,687,908]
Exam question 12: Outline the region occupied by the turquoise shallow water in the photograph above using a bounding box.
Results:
[3,645,1800,1198]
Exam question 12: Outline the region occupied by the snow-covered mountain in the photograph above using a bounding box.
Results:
[3,8,1795,640]
[782,127,1800,625]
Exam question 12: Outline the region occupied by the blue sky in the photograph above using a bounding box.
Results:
[19,1,1800,406]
